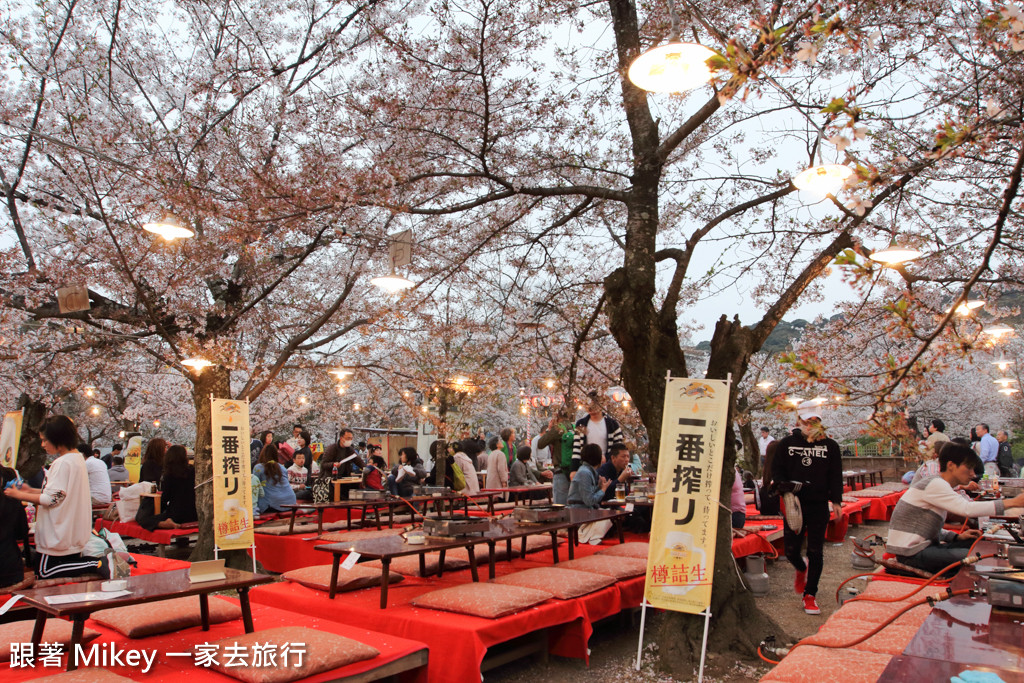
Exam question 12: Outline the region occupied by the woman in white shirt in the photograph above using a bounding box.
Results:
[4,416,103,579]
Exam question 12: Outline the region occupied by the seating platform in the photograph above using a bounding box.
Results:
[249,536,646,683]
[4,599,429,683]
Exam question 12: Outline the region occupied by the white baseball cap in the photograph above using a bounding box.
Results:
[797,400,823,421]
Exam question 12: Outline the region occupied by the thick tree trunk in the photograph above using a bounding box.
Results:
[736,396,762,477]
[14,393,47,480]
[189,366,252,569]
[648,318,788,677]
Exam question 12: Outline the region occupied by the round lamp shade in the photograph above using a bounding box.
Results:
[627,42,716,93]
[792,164,854,198]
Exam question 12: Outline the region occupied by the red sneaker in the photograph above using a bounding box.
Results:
[803,594,821,615]
[794,567,807,594]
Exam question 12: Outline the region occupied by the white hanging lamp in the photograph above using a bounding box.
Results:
[626,0,716,93]
[868,238,921,266]
[143,212,194,240]
[371,269,415,293]
[792,164,854,198]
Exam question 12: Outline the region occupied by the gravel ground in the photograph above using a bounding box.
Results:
[485,520,891,682]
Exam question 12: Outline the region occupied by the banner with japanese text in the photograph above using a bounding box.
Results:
[644,377,730,613]
[211,398,254,551]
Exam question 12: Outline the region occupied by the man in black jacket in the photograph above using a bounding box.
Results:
[771,401,843,616]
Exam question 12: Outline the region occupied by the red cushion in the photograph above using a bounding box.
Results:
[0,620,100,660]
[411,582,552,618]
[282,564,403,593]
[210,626,379,683]
[557,555,647,579]
[91,595,242,637]
[800,617,920,656]
[760,645,891,683]
[596,542,649,559]
[494,567,615,599]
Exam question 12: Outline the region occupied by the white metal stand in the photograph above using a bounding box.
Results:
[635,602,712,682]
[213,543,257,572]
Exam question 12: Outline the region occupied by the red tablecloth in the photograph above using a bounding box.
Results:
[249,538,645,683]
[5,598,429,683]
[94,518,197,545]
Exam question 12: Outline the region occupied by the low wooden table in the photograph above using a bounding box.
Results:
[281,500,391,535]
[481,484,553,506]
[315,507,629,608]
[16,567,273,671]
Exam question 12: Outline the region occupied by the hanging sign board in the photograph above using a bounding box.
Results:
[211,398,254,551]
[644,377,730,614]
[388,229,412,268]
[57,286,90,314]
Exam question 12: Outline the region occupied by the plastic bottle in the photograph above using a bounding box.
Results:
[25,503,35,524]
[981,474,992,492]
[332,462,339,479]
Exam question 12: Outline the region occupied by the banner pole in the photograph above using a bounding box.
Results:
[634,599,648,670]
[697,607,711,683]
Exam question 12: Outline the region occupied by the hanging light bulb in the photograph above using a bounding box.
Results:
[142,212,194,240]
[353,403,361,411]
[90,405,100,416]
[85,386,95,397]
[994,377,1017,387]
[868,239,922,265]
[999,387,1020,395]
[786,397,804,406]
[153,419,161,428]
[991,354,1015,371]
[755,381,775,390]
[337,386,346,395]
[371,270,414,293]
[181,357,213,372]
[298,396,308,405]
[952,299,985,315]
[329,367,354,379]
[545,378,556,389]
[792,164,854,197]
[983,324,1015,339]
[118,430,126,439]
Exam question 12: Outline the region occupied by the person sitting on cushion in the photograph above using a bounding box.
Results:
[0,467,31,588]
[887,442,1024,574]
[253,443,297,514]
[136,445,197,530]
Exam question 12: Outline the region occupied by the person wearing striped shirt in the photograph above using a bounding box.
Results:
[887,443,1024,574]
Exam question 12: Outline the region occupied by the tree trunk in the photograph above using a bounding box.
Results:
[189,366,251,569]
[736,396,761,477]
[14,393,47,480]
[650,318,788,677]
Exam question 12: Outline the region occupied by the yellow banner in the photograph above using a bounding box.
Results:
[0,409,24,469]
[644,377,730,613]
[125,436,143,483]
[211,398,254,551]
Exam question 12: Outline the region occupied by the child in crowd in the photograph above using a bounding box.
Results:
[287,452,311,500]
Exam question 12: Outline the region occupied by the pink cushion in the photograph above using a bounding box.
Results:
[826,600,931,628]
[859,580,921,601]
[516,534,557,556]
[318,529,402,543]
[596,542,649,559]
[90,595,242,637]
[282,564,403,593]
[25,670,136,683]
[211,626,379,683]
[760,645,891,683]
[557,555,647,579]
[800,617,920,656]
[0,620,100,660]
[494,567,615,599]
[364,549,470,576]
[34,574,101,589]
[412,582,552,618]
